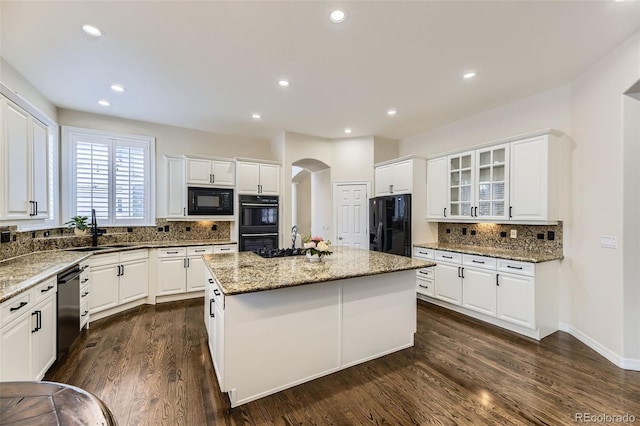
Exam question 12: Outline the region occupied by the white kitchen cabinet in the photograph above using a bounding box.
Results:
[447,150,475,219]
[462,267,497,316]
[89,250,149,314]
[236,160,280,195]
[374,159,413,196]
[0,96,50,220]
[434,262,462,305]
[79,262,90,330]
[186,156,235,186]
[496,270,535,329]
[475,144,509,220]
[206,271,225,388]
[426,157,448,219]
[509,134,562,222]
[156,245,236,297]
[0,278,57,381]
[165,155,187,219]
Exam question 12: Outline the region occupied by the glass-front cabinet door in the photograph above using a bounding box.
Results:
[448,151,475,218]
[475,144,509,220]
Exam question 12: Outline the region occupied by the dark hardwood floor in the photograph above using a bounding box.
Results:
[45,299,640,425]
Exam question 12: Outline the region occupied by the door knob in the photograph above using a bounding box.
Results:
[338,236,343,240]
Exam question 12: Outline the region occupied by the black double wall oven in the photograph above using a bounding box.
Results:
[239,195,279,252]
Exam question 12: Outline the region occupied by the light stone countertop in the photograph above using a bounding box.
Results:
[203,246,436,296]
[414,242,563,263]
[0,240,236,303]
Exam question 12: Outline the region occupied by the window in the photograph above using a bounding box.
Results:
[63,127,155,226]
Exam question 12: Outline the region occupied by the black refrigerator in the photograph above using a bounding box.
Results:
[369,194,412,257]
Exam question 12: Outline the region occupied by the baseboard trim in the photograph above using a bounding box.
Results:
[559,322,640,371]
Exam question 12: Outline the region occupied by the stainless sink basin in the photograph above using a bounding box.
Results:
[68,244,131,252]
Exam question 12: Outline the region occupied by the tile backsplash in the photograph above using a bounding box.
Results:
[0,219,231,261]
[437,222,563,256]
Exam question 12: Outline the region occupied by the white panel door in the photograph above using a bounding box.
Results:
[166,156,186,218]
[212,160,235,186]
[426,157,448,219]
[4,100,31,219]
[31,296,56,380]
[187,158,213,185]
[31,118,49,219]
[497,273,535,329]
[89,263,119,313]
[156,257,187,295]
[434,263,462,305]
[334,183,368,249]
[462,267,497,316]
[186,255,207,292]
[259,163,280,195]
[236,161,260,194]
[510,136,548,221]
[0,314,31,381]
[119,259,149,304]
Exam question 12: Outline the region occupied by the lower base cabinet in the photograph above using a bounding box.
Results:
[0,278,57,381]
[89,250,149,314]
[496,272,535,329]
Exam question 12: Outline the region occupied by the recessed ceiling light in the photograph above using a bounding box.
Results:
[82,24,103,37]
[278,79,290,87]
[463,71,476,79]
[110,84,125,93]
[330,9,347,23]
[344,128,352,134]
[252,113,261,119]
[98,100,110,106]
[387,109,397,116]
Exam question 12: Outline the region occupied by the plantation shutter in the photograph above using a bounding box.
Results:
[115,142,147,219]
[75,139,110,220]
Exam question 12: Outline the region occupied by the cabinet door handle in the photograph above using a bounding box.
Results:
[186,258,190,267]
[210,299,215,317]
[35,201,38,216]
[183,207,186,216]
[213,289,221,296]
[418,251,427,255]
[418,284,429,289]
[29,201,35,216]
[442,255,453,259]
[457,267,461,278]
[220,248,230,251]
[461,267,465,279]
[121,265,125,276]
[32,311,39,333]
[81,278,89,284]
[418,270,430,275]
[167,251,179,254]
[41,285,55,293]
[212,174,215,183]
[82,291,89,298]
[471,260,485,264]
[474,206,478,217]
[507,265,523,270]
[10,301,28,312]
[443,207,447,218]
[208,278,214,284]
[509,206,513,218]
[195,249,205,253]
[496,274,500,286]
[81,310,89,317]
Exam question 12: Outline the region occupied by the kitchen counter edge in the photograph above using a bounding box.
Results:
[414,242,563,263]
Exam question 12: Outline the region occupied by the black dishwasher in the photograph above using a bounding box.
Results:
[57,265,81,360]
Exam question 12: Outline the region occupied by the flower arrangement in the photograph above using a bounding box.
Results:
[302,235,333,258]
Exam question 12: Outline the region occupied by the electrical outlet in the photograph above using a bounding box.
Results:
[537,233,545,240]
[470,230,476,236]
[510,229,517,238]
[127,227,133,233]
[0,231,10,243]
[164,225,170,232]
[462,227,467,235]
[43,231,50,237]
[157,227,163,232]
[500,231,507,238]
[548,231,555,241]
[211,224,217,231]
[186,226,191,232]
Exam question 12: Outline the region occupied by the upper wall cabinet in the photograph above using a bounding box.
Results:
[186,156,235,187]
[236,160,280,195]
[165,155,187,219]
[374,159,414,196]
[426,129,568,224]
[0,96,50,220]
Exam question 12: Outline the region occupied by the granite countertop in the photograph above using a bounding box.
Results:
[414,242,563,263]
[203,246,436,296]
[0,240,236,303]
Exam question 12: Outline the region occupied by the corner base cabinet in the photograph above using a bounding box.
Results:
[416,248,559,340]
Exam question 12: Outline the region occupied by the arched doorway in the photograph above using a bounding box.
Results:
[291,158,331,244]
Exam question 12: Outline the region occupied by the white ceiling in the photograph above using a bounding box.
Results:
[1,1,639,141]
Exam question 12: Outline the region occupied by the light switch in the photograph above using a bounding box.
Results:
[600,236,617,249]
[510,229,517,239]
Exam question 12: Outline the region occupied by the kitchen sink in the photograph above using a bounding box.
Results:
[68,244,131,252]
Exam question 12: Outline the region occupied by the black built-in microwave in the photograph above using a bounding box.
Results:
[187,187,234,216]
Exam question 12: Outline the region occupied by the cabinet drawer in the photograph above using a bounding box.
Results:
[497,259,535,277]
[91,252,120,267]
[80,285,91,302]
[80,299,90,329]
[1,291,31,328]
[416,267,434,280]
[213,244,237,254]
[207,275,225,309]
[413,247,435,260]
[463,254,496,271]
[416,277,434,297]
[435,250,462,264]
[120,249,148,262]
[33,277,57,305]
[157,247,187,258]
[187,246,213,256]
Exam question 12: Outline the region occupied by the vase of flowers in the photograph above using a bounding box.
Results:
[302,235,332,262]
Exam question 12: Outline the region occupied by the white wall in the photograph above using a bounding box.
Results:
[373,136,400,164]
[310,168,332,240]
[400,31,640,367]
[0,57,57,121]
[57,109,273,218]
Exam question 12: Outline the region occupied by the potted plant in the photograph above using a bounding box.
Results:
[64,216,89,236]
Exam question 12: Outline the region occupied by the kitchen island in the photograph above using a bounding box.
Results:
[202,246,435,407]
